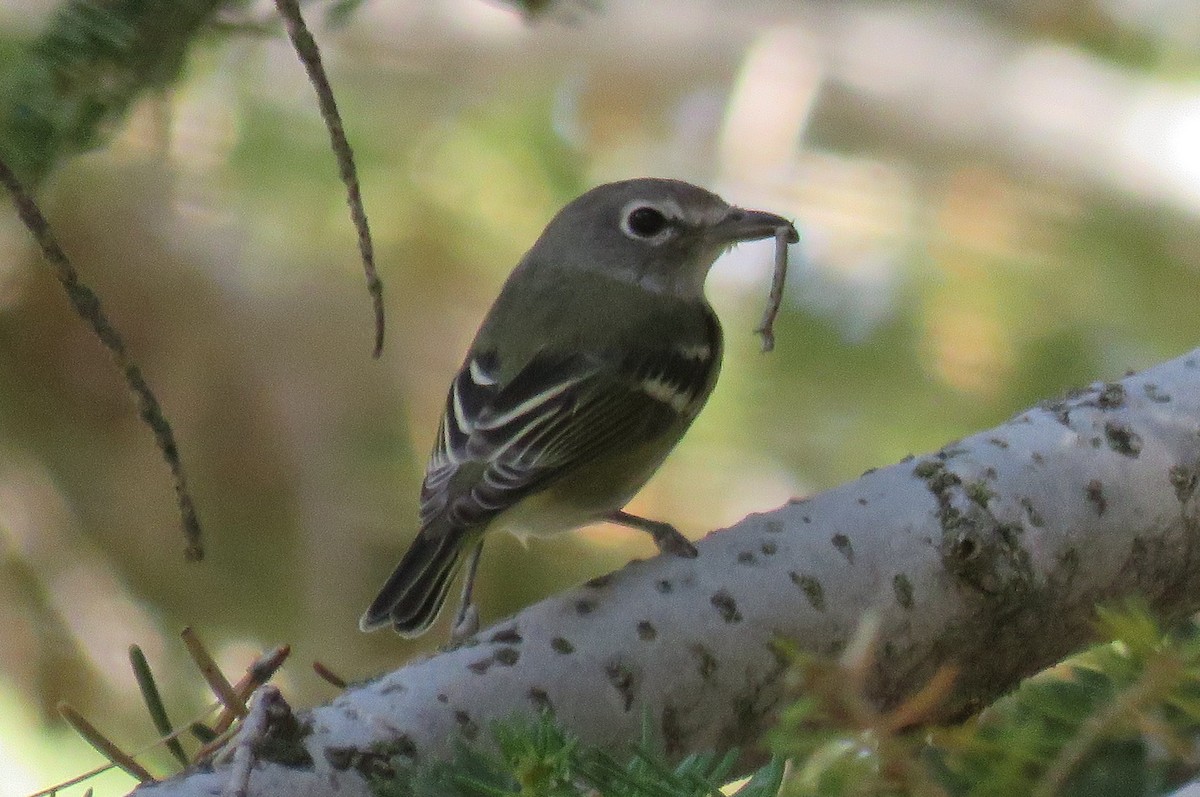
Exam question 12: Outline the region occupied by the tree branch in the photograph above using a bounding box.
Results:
[132,347,1200,797]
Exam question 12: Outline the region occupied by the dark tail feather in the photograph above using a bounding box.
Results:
[359,528,466,636]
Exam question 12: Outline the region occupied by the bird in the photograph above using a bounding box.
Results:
[360,177,798,638]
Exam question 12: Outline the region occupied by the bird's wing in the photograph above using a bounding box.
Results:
[418,343,717,533]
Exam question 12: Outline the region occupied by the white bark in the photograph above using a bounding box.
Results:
[134,348,1200,797]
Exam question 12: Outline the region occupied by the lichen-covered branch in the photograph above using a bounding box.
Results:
[134,348,1200,797]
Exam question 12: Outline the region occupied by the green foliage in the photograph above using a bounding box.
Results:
[0,0,240,184]
[373,606,1200,797]
[769,602,1200,797]
[370,711,785,797]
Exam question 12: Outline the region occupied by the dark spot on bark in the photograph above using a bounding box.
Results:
[737,551,756,564]
[953,535,979,560]
[551,637,575,654]
[790,571,825,610]
[585,573,613,589]
[379,681,406,695]
[802,515,812,524]
[761,541,777,555]
[1170,463,1198,502]
[489,626,522,644]
[436,693,448,703]
[1020,497,1044,527]
[454,710,479,740]
[893,573,914,609]
[1143,383,1171,403]
[1057,547,1080,586]
[1105,421,1142,457]
[1086,480,1107,515]
[655,579,673,594]
[711,589,742,623]
[988,437,1009,449]
[575,599,596,615]
[912,460,940,479]
[831,533,854,563]
[857,497,868,505]
[528,687,553,713]
[764,520,784,533]
[690,644,718,679]
[966,481,994,507]
[1096,382,1125,408]
[1032,452,1045,465]
[467,657,492,674]
[494,647,519,666]
[637,621,657,641]
[392,735,418,760]
[325,746,355,770]
[605,660,637,711]
[331,737,417,780]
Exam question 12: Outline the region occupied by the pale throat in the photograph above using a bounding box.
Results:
[634,248,723,300]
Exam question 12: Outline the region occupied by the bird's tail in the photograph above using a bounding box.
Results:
[359,526,470,637]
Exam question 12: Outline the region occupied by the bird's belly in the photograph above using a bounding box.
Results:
[489,439,675,542]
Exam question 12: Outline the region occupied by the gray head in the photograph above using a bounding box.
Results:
[524,178,798,299]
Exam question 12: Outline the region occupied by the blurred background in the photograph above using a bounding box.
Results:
[0,0,1198,792]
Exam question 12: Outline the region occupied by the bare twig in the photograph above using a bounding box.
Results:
[220,687,283,797]
[181,627,247,720]
[274,0,385,358]
[57,703,155,783]
[30,697,226,797]
[0,156,203,561]
[312,660,349,689]
[754,225,793,353]
[212,644,291,734]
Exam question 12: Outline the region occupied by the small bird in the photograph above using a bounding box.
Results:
[361,178,798,637]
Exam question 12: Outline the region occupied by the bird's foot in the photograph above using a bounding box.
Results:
[606,510,698,558]
[648,521,698,558]
[450,603,480,644]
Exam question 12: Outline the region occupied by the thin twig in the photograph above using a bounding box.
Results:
[212,644,291,734]
[0,156,203,560]
[181,627,247,720]
[312,660,348,689]
[754,225,793,353]
[220,686,281,797]
[274,0,385,358]
[58,703,156,783]
[30,698,223,797]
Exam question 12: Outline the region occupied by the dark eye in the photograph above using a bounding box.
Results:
[624,206,668,238]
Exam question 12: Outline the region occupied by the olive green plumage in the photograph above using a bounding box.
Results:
[361,178,797,636]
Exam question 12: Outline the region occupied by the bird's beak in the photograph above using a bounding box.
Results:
[708,207,799,245]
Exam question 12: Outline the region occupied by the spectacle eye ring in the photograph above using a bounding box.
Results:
[622,206,669,239]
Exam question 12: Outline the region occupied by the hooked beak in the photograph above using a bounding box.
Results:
[708,207,799,245]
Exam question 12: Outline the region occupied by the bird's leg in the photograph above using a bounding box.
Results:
[450,538,485,642]
[606,510,698,558]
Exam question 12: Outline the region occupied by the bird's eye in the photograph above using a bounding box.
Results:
[623,206,669,239]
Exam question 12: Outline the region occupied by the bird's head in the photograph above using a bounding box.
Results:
[527,178,798,298]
